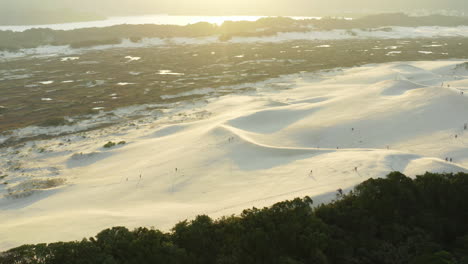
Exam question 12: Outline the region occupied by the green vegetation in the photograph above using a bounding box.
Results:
[2,14,468,51]
[69,38,122,49]
[103,141,116,148]
[1,36,467,139]
[38,117,70,127]
[1,172,467,263]
[103,141,126,148]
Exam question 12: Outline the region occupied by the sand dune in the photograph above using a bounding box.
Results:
[1,60,468,250]
[377,80,426,95]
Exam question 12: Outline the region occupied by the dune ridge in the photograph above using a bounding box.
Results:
[1,60,468,250]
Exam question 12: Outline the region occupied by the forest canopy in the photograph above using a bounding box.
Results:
[1,171,468,264]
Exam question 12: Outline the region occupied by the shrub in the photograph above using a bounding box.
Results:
[38,117,69,127]
[103,141,125,148]
[103,141,116,148]
[69,38,122,49]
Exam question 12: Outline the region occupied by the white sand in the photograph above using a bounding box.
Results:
[1,60,468,250]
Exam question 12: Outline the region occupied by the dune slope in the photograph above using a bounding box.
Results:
[1,60,468,250]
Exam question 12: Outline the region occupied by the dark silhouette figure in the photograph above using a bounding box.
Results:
[450,158,453,162]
